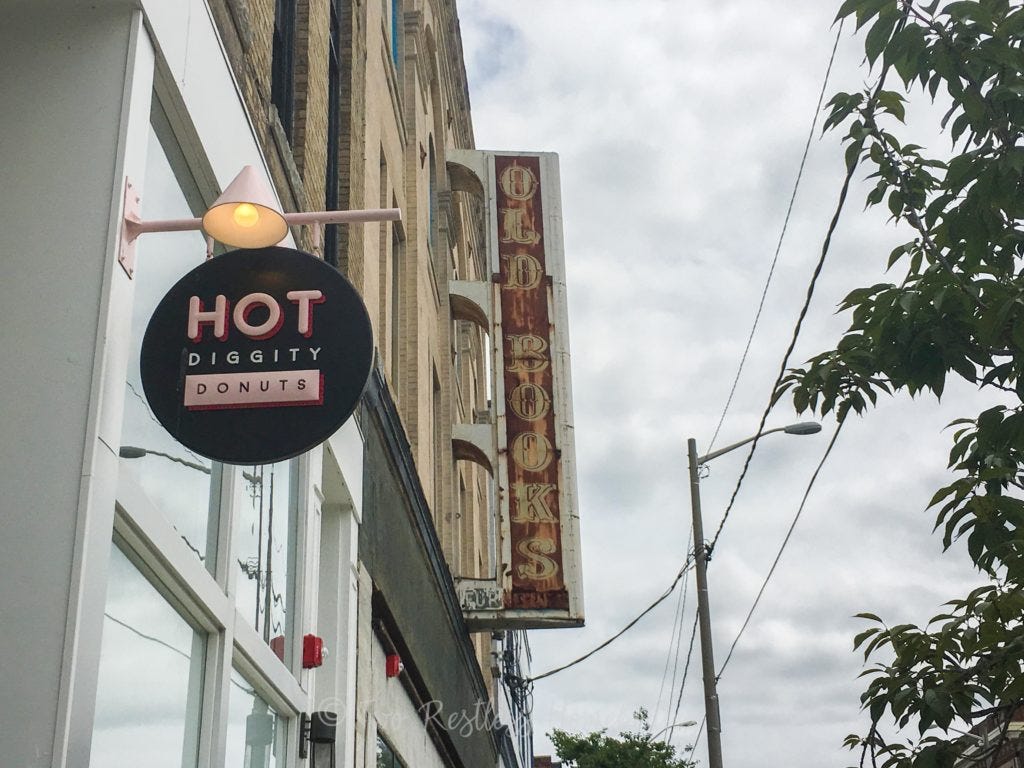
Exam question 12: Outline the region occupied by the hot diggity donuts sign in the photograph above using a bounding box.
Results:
[141,247,373,464]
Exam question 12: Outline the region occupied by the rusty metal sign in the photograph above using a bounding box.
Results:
[448,148,583,629]
[495,155,569,611]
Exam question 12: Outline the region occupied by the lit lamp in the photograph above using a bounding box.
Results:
[201,165,289,248]
[118,165,400,276]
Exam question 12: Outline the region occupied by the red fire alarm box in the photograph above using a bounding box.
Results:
[303,634,324,669]
[385,654,403,678]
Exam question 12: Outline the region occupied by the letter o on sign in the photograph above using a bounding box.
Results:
[508,382,551,422]
[510,431,553,472]
[234,292,282,338]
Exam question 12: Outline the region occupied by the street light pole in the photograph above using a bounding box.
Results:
[685,421,821,768]
[687,437,724,768]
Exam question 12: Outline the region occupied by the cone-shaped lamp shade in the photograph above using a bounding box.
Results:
[202,165,289,248]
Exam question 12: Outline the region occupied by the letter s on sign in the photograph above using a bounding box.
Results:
[516,537,559,581]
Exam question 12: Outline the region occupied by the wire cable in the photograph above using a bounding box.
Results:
[662,567,692,729]
[705,58,893,559]
[653,561,689,725]
[528,558,694,683]
[106,611,257,695]
[716,420,844,677]
[663,569,696,724]
[691,715,707,757]
[656,548,693,729]
[705,21,844,454]
[105,612,191,661]
[666,610,700,746]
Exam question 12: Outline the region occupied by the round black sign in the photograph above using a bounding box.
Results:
[140,247,373,464]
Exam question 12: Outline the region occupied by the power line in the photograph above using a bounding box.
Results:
[105,611,257,696]
[656,27,848,753]
[105,612,191,662]
[660,556,692,730]
[691,715,707,756]
[716,420,844,677]
[705,21,845,455]
[666,610,700,746]
[653,559,689,724]
[528,558,694,683]
[705,59,894,559]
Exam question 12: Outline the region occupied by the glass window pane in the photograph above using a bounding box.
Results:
[226,669,287,768]
[91,544,205,767]
[377,735,402,768]
[234,461,297,664]
[119,124,220,571]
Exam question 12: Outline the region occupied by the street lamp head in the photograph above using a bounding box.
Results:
[649,720,697,741]
[783,421,822,435]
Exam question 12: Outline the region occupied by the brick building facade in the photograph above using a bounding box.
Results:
[0,0,556,767]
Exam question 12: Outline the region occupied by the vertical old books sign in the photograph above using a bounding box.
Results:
[493,153,583,625]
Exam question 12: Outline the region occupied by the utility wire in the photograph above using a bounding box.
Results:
[674,20,893,765]
[666,610,700,746]
[716,420,844,677]
[691,715,707,756]
[706,60,893,559]
[105,612,191,662]
[662,568,692,729]
[106,611,257,696]
[658,26,848,752]
[653,561,689,725]
[528,558,694,683]
[705,21,844,454]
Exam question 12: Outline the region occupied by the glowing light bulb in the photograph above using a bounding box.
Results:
[233,203,260,228]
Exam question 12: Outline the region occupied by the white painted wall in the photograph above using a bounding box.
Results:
[369,635,450,768]
[0,0,295,765]
[0,5,151,766]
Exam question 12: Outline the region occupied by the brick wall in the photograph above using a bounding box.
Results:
[208,0,496,695]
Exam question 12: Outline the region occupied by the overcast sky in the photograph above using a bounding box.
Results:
[458,3,990,766]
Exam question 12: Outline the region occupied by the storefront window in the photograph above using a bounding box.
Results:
[376,735,406,768]
[226,669,287,768]
[119,123,220,571]
[91,545,205,767]
[234,460,298,664]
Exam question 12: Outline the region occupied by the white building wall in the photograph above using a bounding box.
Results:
[369,633,449,768]
[0,1,521,767]
[0,6,150,764]
[0,1,320,766]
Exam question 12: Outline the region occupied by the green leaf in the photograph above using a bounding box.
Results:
[855,612,884,622]
[943,1,994,26]
[854,0,896,30]
[846,139,865,172]
[867,10,902,66]
[854,627,881,650]
[877,89,908,122]
[836,0,863,21]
